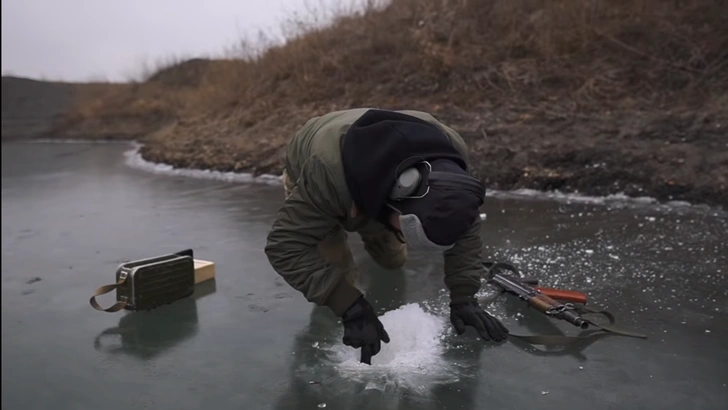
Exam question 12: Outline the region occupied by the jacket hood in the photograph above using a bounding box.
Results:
[341,109,466,221]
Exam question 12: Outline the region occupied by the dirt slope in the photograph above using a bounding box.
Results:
[14,0,728,206]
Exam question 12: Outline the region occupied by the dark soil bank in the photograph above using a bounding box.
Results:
[453,107,728,207]
[138,105,728,208]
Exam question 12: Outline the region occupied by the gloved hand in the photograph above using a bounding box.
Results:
[450,300,509,342]
[341,295,390,364]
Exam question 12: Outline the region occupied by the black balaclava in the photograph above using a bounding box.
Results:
[388,159,481,246]
[341,109,481,244]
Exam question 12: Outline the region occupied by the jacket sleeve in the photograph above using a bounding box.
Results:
[433,117,485,302]
[443,217,484,303]
[264,155,362,317]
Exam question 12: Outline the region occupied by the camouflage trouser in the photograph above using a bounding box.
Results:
[282,170,407,289]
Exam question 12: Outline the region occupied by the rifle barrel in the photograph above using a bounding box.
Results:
[491,274,534,297]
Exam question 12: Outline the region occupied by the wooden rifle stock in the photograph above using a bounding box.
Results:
[534,287,588,304]
[513,277,588,304]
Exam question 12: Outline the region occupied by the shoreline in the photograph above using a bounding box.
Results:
[7,138,723,215]
[123,142,727,215]
[123,106,727,210]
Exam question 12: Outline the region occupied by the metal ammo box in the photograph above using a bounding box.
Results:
[90,249,196,312]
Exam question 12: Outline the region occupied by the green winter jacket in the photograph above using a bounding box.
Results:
[264,108,484,316]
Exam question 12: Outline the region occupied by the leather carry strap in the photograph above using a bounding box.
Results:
[506,305,648,346]
[89,276,127,312]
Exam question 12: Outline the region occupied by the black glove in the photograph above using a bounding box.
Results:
[341,296,390,364]
[450,300,509,342]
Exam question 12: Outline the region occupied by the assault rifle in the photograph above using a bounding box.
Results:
[476,261,649,346]
[484,262,589,329]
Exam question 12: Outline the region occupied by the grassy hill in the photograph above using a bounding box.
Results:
[21,0,728,206]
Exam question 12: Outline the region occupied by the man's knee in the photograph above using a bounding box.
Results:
[362,230,408,270]
[374,247,408,270]
[282,169,295,199]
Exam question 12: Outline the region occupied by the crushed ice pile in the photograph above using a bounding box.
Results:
[321,303,462,394]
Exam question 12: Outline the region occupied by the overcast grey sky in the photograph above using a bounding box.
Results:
[1,0,365,82]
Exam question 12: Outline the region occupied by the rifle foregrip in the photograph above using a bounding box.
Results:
[530,295,589,329]
[529,295,556,313]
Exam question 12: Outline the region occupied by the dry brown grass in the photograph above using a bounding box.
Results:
[50,0,728,205]
[60,0,728,146]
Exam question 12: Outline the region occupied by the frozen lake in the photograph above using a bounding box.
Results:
[2,141,726,410]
